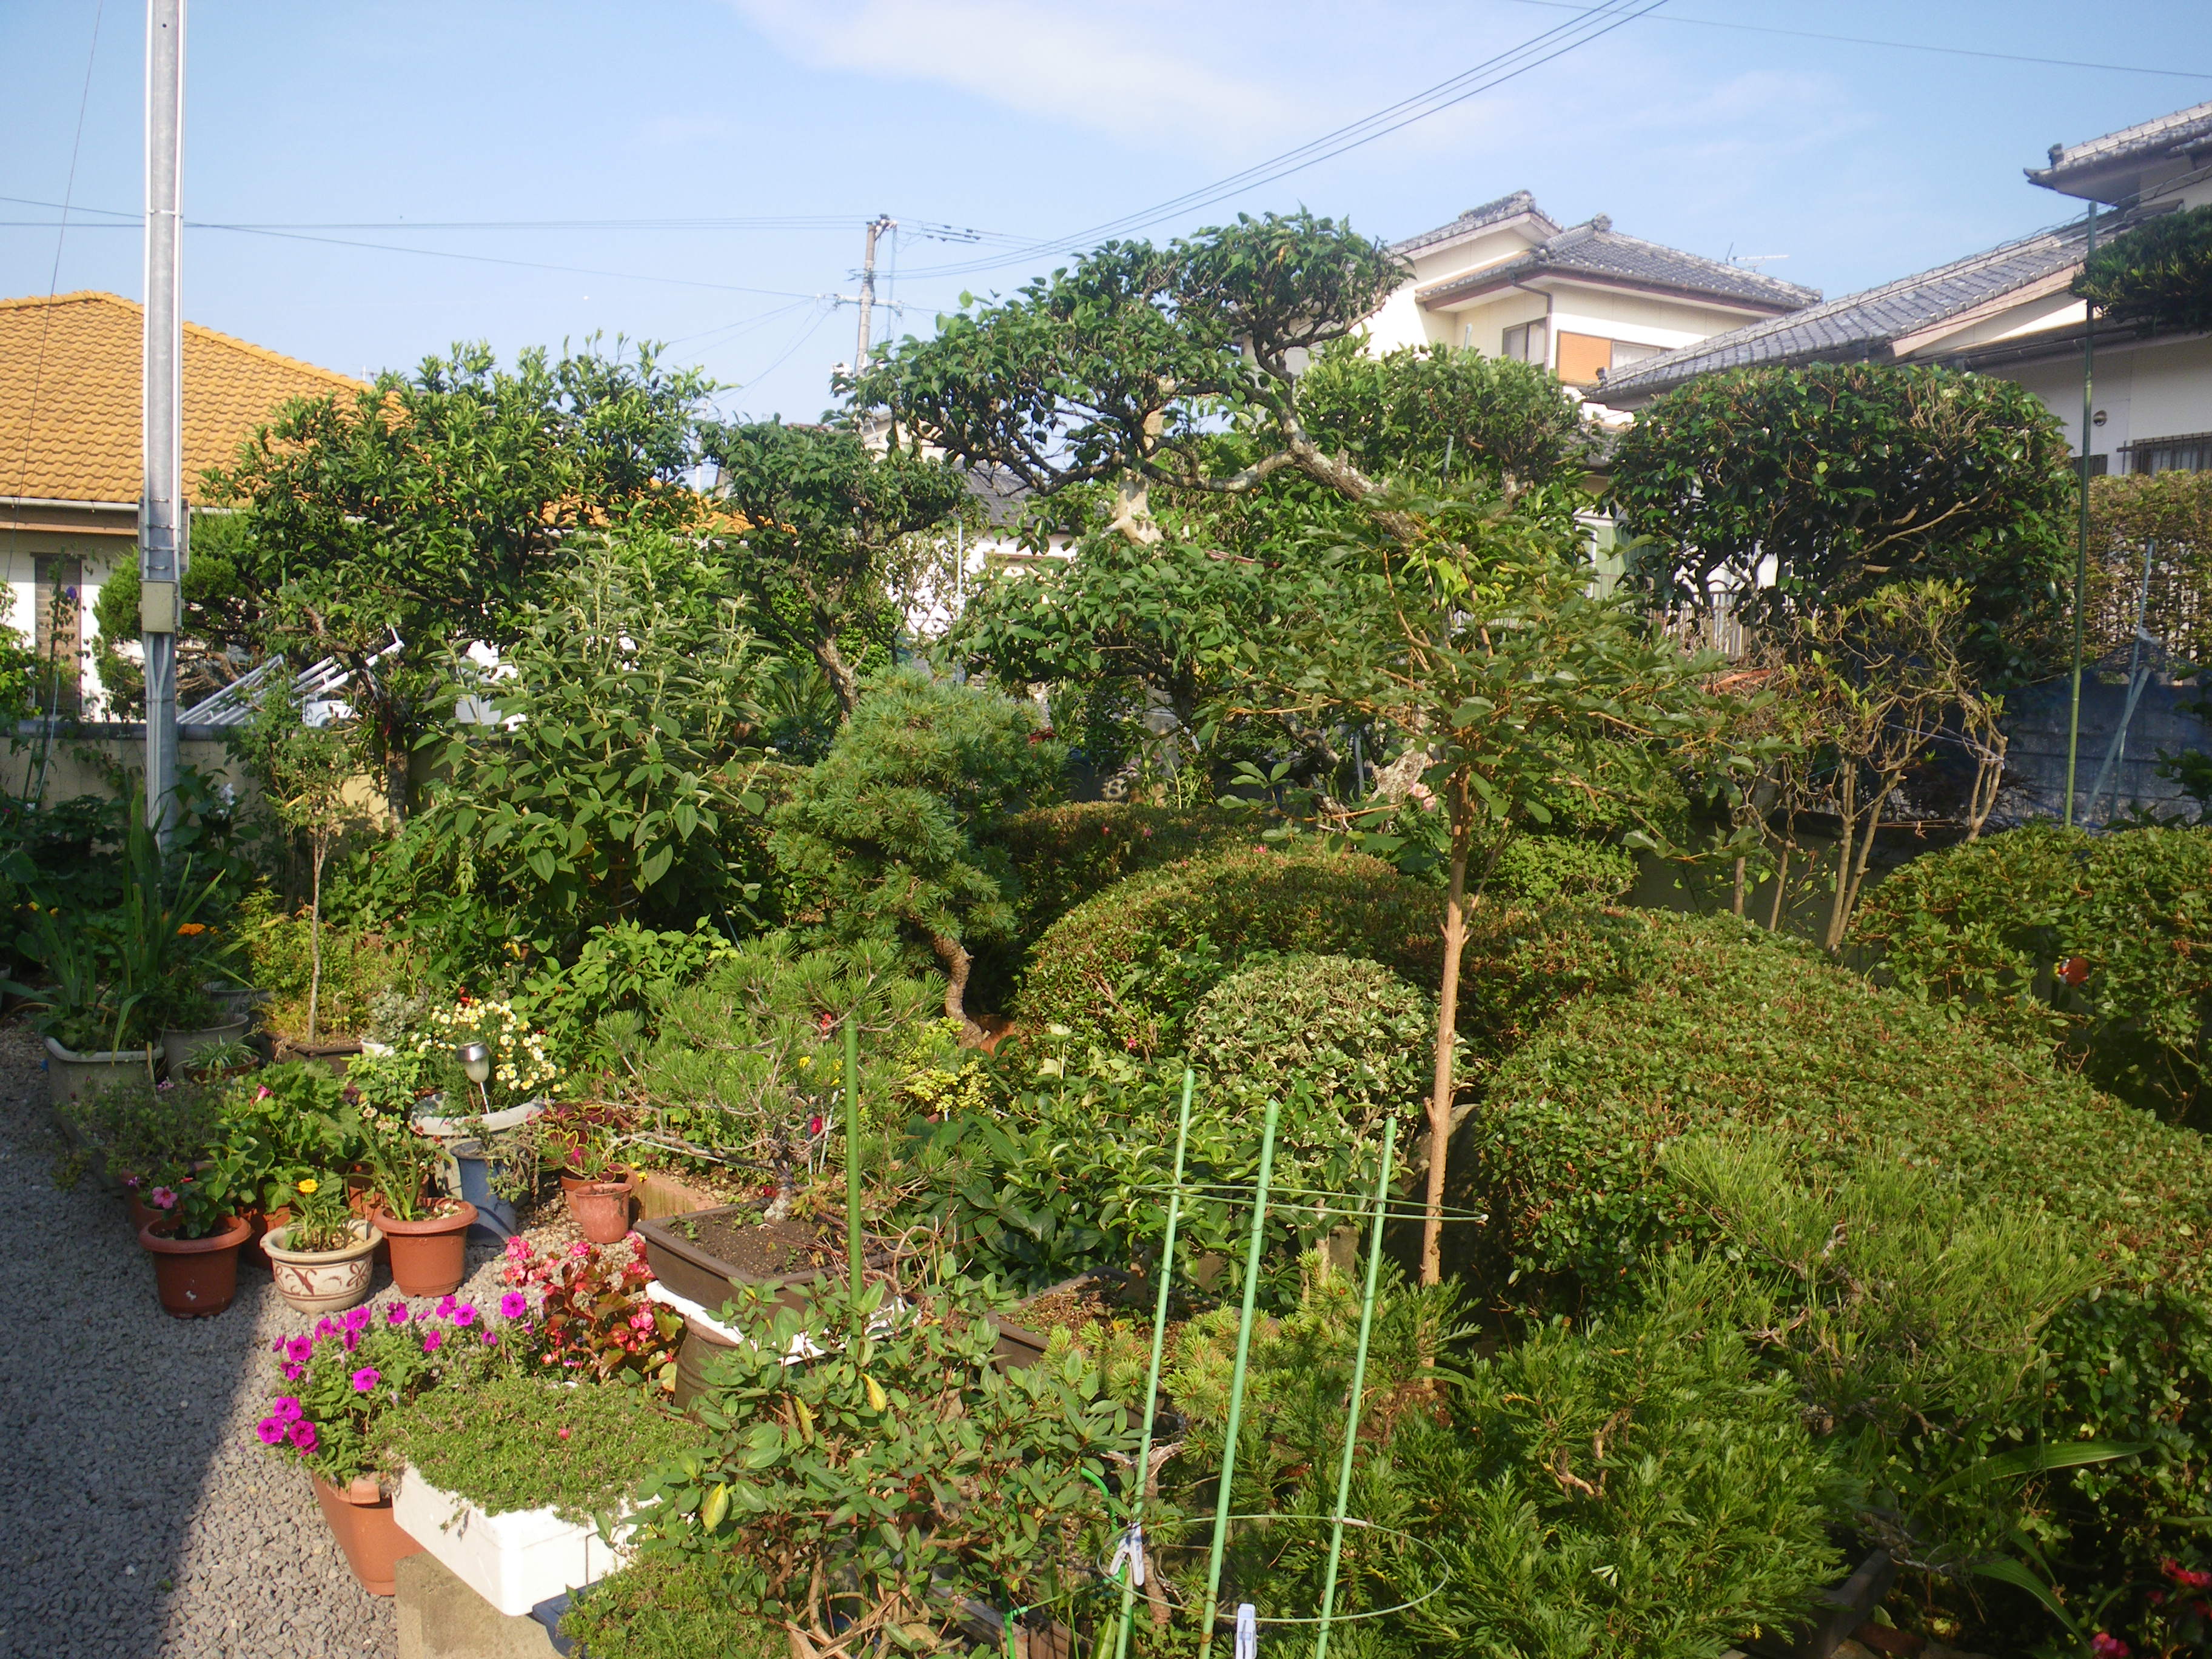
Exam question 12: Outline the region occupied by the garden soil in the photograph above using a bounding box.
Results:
[0,1021,570,1658]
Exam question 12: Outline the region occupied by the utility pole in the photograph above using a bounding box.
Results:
[854,215,894,370]
[141,0,186,842]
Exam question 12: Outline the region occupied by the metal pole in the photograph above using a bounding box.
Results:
[1313,1119,1398,1659]
[141,0,186,843]
[1198,1096,1281,1659]
[2064,201,2098,828]
[844,1017,863,1316]
[855,216,892,370]
[1113,1070,1196,1659]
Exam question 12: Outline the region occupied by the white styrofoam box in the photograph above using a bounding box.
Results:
[643,1278,907,1359]
[392,1468,632,1618]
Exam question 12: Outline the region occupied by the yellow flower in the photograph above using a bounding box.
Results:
[296,1178,320,1195]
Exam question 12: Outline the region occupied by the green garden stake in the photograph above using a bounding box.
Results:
[844,1016,863,1323]
[1313,1118,1398,1659]
[1198,1095,1281,1659]
[1113,1069,1196,1659]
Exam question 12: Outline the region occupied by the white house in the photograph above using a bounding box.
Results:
[1597,101,2212,476]
[1365,191,1819,419]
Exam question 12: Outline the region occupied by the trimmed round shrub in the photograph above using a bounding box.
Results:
[1187,953,1434,1123]
[1466,908,2212,1650]
[1488,833,1637,906]
[1016,848,1439,1053]
[990,802,1252,939]
[1850,821,2212,1119]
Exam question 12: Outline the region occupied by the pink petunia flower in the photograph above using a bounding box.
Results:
[435,1296,457,1318]
[281,1362,303,1382]
[500,1292,529,1319]
[386,1304,411,1326]
[287,1421,318,1453]
[284,1335,312,1363]
[421,1330,444,1353]
[350,1367,381,1393]
[275,1398,304,1423]
[150,1187,178,1210]
[451,1304,478,1327]
[254,1417,284,1446]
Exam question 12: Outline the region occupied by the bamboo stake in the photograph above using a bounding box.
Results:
[844,1018,863,1326]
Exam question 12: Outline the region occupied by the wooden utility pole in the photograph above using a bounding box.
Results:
[854,215,894,369]
[141,0,186,840]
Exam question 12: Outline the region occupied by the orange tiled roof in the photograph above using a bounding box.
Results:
[0,290,361,507]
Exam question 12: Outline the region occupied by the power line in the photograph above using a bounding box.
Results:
[893,0,1669,283]
[1492,0,2212,80]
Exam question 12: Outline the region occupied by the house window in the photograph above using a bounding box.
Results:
[32,555,82,715]
[2125,432,2212,474]
[1501,321,1549,365]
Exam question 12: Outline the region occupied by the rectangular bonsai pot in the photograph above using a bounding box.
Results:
[392,1468,631,1620]
[632,1207,835,1319]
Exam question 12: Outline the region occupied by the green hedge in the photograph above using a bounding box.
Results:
[1014,848,1440,1051]
[1464,909,2212,1647]
[990,801,1253,939]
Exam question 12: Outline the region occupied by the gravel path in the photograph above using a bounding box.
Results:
[0,1024,572,1658]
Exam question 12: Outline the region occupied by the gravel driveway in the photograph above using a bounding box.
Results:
[0,1024,555,1658]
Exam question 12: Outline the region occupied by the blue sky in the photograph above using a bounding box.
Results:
[4,1,2211,423]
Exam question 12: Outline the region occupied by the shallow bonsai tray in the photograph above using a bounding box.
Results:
[632,1207,839,1318]
[392,1467,632,1620]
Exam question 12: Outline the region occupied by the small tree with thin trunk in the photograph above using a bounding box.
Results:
[1238,483,1759,1282]
[768,668,1062,1037]
[233,689,372,1040]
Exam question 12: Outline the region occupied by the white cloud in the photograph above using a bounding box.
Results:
[723,0,1285,145]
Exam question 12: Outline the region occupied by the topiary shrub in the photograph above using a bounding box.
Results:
[1015,848,1439,1053]
[1466,912,2212,1653]
[1187,953,1435,1124]
[1850,822,2212,1120]
[989,801,1253,939]
[2076,203,2212,337]
[1488,833,1637,906]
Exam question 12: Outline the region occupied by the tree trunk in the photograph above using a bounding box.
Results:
[1108,475,1162,546]
[1767,843,1791,931]
[1730,856,1746,919]
[1422,801,1473,1287]
[307,837,327,1042]
[815,637,860,722]
[1823,765,1858,954]
[927,930,980,1039]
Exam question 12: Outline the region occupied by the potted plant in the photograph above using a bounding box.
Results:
[158,982,251,1081]
[363,1125,476,1298]
[263,1175,383,1315]
[534,1104,637,1245]
[8,907,152,1108]
[253,1297,529,1594]
[181,1034,261,1086]
[138,1141,254,1318]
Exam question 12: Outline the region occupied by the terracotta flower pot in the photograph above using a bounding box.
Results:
[138,1214,252,1318]
[264,1219,383,1315]
[561,1169,636,1245]
[311,1473,424,1597]
[370,1201,477,1298]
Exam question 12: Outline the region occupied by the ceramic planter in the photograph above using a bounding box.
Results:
[43,1035,153,1109]
[138,1213,252,1318]
[158,1018,250,1079]
[372,1201,477,1298]
[560,1170,636,1245]
[448,1139,521,1239]
[392,1468,632,1617]
[263,1219,383,1315]
[312,1474,424,1597]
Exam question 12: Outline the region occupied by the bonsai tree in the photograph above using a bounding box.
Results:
[769,668,1062,1035]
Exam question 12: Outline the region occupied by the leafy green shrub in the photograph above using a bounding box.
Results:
[1187,954,1435,1125]
[1850,822,2212,1119]
[1016,849,1438,1052]
[990,801,1252,938]
[561,1554,782,1659]
[238,887,411,1040]
[377,1376,700,1523]
[1384,1262,1844,1659]
[1488,834,1637,906]
[2076,203,2212,337]
[635,1277,1135,1652]
[1466,913,2212,1650]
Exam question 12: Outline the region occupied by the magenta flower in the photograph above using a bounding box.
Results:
[500,1291,529,1319]
[313,1317,338,1339]
[569,1242,592,1259]
[255,1085,272,1100]
[281,1362,303,1382]
[287,1420,318,1453]
[275,1398,304,1423]
[344,1306,372,1332]
[150,1187,178,1210]
[481,1330,498,1347]
[421,1330,444,1354]
[385,1304,411,1326]
[254,1417,284,1446]
[504,1236,532,1261]
[284,1335,312,1364]
[628,1309,654,1333]
[435,1295,457,1318]
[350,1367,380,1392]
[341,1332,359,1352]
[270,1337,286,1355]
[2092,1637,2130,1659]
[452,1304,478,1327]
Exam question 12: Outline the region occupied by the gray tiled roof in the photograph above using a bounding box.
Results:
[1592,212,2117,403]
[1417,216,1818,313]
[1391,190,1555,256]
[2028,100,2212,190]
